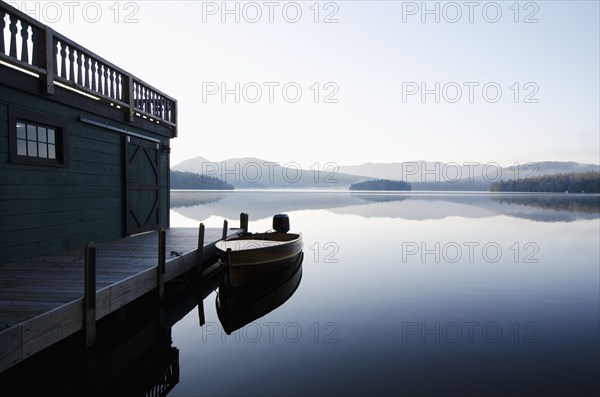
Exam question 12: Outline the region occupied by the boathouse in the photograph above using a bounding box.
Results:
[0,2,177,264]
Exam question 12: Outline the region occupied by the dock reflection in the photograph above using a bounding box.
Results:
[0,254,305,395]
[0,273,221,397]
[216,252,304,335]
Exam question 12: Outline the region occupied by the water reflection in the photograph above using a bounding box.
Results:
[0,278,219,397]
[216,252,304,334]
[175,192,598,396]
[351,193,410,203]
[171,191,600,223]
[490,194,600,214]
[170,191,228,207]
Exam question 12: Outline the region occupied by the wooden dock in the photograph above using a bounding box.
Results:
[0,226,241,373]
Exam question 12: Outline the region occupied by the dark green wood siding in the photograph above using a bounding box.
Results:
[0,86,171,264]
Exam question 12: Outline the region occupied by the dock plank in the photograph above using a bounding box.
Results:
[21,301,83,360]
[0,324,22,370]
[0,226,240,372]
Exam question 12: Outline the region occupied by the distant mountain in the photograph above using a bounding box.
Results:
[172,156,371,189]
[339,161,600,183]
[171,157,600,191]
[171,156,211,172]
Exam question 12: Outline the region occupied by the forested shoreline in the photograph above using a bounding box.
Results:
[489,172,600,193]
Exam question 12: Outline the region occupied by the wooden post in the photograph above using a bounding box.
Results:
[127,74,135,122]
[196,222,207,324]
[196,223,205,274]
[84,243,96,347]
[44,27,54,95]
[240,212,249,233]
[172,99,178,137]
[226,248,232,268]
[158,229,166,303]
[222,219,228,240]
[197,294,205,327]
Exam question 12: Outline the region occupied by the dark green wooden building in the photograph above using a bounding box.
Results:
[0,2,177,264]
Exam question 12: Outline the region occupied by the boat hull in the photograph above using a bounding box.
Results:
[216,232,303,287]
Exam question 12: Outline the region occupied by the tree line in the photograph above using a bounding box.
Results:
[489,172,600,193]
[349,179,412,191]
[170,170,234,190]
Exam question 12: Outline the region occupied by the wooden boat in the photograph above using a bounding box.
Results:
[216,252,303,334]
[215,231,303,287]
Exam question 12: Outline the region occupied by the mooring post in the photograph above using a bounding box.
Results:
[222,219,228,240]
[197,293,206,327]
[158,229,166,303]
[84,242,97,348]
[227,247,232,266]
[196,223,205,274]
[240,212,249,233]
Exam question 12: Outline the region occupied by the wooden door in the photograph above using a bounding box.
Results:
[124,136,160,235]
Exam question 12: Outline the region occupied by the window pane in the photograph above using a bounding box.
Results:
[14,123,60,162]
[38,128,47,142]
[48,144,56,159]
[27,141,37,157]
[38,143,48,158]
[17,139,27,155]
[17,123,26,139]
[27,124,37,141]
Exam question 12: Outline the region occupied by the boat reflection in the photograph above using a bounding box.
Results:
[216,252,304,335]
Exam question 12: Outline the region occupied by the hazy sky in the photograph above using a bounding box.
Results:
[7,1,600,168]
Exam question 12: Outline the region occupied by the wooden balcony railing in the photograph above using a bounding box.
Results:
[0,2,177,134]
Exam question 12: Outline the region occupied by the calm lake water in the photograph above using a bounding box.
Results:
[3,191,599,396]
[167,191,600,396]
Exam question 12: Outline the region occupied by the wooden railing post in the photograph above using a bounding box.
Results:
[0,10,5,54]
[240,212,249,233]
[196,223,205,274]
[127,74,134,122]
[84,243,96,347]
[158,229,166,303]
[222,220,228,240]
[172,99,178,137]
[44,26,54,95]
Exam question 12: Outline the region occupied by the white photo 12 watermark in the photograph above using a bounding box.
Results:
[202,82,340,104]
[400,241,540,264]
[401,321,540,343]
[6,1,141,23]
[400,1,540,24]
[199,161,340,184]
[200,1,340,23]
[201,321,341,343]
[401,82,540,104]
[383,161,540,183]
